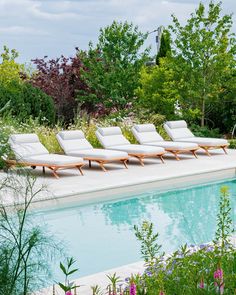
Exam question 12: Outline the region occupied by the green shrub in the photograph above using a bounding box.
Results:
[0,81,55,124]
[229,139,236,149]
[190,124,221,138]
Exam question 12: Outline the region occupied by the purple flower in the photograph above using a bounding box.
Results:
[129,283,136,295]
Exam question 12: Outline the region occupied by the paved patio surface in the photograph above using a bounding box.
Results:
[1,149,235,207]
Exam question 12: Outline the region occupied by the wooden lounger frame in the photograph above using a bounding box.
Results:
[85,157,129,172]
[166,147,199,161]
[5,159,84,179]
[200,144,229,156]
[127,152,165,166]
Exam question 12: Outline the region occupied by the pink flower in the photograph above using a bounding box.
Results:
[159,291,165,295]
[214,268,223,280]
[199,277,204,289]
[214,268,224,294]
[129,283,136,295]
[66,291,73,295]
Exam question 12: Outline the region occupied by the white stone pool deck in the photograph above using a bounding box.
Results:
[1,149,236,295]
[11,148,236,209]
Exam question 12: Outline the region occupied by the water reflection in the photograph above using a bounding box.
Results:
[34,178,236,282]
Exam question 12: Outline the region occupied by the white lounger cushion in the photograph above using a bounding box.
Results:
[108,144,164,155]
[132,124,198,150]
[57,130,93,153]
[144,141,198,150]
[96,127,165,154]
[132,124,163,144]
[9,134,49,160]
[23,154,84,165]
[67,148,128,160]
[96,127,130,148]
[57,130,128,159]
[177,137,228,147]
[164,120,228,147]
[164,121,194,140]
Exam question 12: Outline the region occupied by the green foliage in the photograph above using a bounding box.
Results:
[136,61,179,119]
[0,81,55,124]
[134,221,162,263]
[214,186,234,254]
[0,46,23,87]
[106,273,122,294]
[0,46,55,124]
[169,1,236,127]
[229,139,236,149]
[190,124,221,138]
[77,21,149,114]
[58,257,80,293]
[156,29,171,65]
[0,173,58,294]
[131,187,236,295]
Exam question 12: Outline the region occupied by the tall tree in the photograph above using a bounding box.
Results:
[77,21,149,116]
[156,29,171,65]
[169,1,236,126]
[31,55,87,122]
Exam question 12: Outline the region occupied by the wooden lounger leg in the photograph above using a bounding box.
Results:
[159,155,165,164]
[76,165,84,176]
[191,150,198,159]
[48,167,59,179]
[98,161,107,172]
[89,160,92,168]
[169,150,180,161]
[137,156,145,166]
[122,159,128,169]
[222,146,228,154]
[202,147,211,156]
[42,166,45,174]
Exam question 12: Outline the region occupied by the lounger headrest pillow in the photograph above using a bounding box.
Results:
[134,124,156,133]
[166,120,187,129]
[10,134,40,143]
[58,130,85,140]
[97,127,122,136]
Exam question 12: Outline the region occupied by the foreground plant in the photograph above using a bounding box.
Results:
[0,171,58,295]
[132,187,236,294]
[58,257,80,294]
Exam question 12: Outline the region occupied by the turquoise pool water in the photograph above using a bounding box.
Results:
[34,178,236,282]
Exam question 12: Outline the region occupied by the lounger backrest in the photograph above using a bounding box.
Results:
[9,134,49,160]
[57,130,93,154]
[163,120,194,140]
[132,124,163,144]
[96,127,130,148]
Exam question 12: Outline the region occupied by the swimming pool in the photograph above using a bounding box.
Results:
[34,178,236,282]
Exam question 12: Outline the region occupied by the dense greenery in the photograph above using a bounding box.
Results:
[138,1,236,132]
[76,21,149,120]
[1,1,235,134]
[0,47,55,124]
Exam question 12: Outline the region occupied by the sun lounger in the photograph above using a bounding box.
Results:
[132,124,199,160]
[164,120,229,156]
[56,130,129,172]
[7,134,84,178]
[96,127,165,166]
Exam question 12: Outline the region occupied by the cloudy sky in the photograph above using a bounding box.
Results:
[0,0,235,63]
